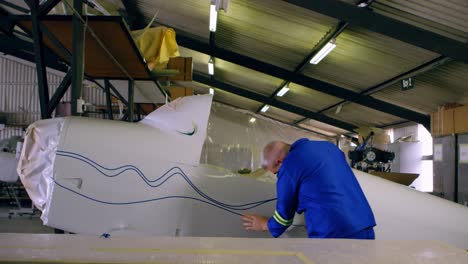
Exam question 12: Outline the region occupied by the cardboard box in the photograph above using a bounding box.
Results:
[454,105,468,134]
[439,103,463,111]
[169,86,193,100]
[139,103,157,115]
[369,171,419,186]
[431,108,455,137]
[430,112,439,136]
[165,57,193,81]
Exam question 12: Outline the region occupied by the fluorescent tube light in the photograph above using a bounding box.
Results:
[208,58,214,75]
[249,117,256,123]
[276,86,290,97]
[209,88,214,95]
[260,105,269,113]
[310,41,337,64]
[209,4,217,32]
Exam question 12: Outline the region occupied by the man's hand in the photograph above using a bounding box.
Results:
[241,214,268,232]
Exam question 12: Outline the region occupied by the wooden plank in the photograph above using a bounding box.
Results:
[18,16,152,79]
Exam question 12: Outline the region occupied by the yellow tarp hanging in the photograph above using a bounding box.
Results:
[131,26,180,71]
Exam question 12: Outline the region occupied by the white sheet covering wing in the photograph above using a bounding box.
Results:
[16,118,63,221]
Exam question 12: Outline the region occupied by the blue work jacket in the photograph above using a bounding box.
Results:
[267,139,376,238]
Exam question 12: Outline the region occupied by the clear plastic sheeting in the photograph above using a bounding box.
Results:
[201,102,328,176]
[16,118,64,223]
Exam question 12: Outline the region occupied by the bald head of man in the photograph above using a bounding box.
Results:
[262,141,291,174]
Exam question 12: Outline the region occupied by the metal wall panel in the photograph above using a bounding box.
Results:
[433,135,456,201]
[458,133,468,206]
[0,55,66,126]
[0,126,24,141]
[0,55,107,135]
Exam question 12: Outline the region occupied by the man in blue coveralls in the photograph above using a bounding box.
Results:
[241,139,376,239]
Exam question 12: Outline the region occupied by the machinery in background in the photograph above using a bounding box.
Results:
[0,136,35,218]
[348,131,395,173]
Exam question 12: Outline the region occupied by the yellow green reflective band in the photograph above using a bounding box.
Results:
[273,211,293,226]
[274,211,292,224]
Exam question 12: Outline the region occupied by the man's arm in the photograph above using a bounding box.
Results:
[267,173,298,237]
[242,171,298,237]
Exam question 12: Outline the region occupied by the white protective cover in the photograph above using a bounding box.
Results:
[17,118,64,217]
[16,94,468,249]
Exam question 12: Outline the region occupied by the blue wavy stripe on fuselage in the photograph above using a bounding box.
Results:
[55,150,276,212]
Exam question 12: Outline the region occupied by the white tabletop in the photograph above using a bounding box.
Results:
[1,233,467,263]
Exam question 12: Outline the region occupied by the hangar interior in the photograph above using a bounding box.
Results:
[0,0,468,263]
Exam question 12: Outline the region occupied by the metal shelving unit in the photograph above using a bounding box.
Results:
[2,0,168,122]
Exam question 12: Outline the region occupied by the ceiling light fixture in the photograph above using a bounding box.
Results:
[209,4,218,32]
[310,39,337,65]
[249,117,256,123]
[208,57,214,75]
[260,105,270,113]
[335,103,343,115]
[276,86,290,97]
[357,1,369,8]
[209,88,214,95]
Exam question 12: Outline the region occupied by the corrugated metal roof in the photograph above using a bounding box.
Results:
[135,0,210,40]
[179,48,283,98]
[339,0,362,4]
[0,0,29,14]
[277,83,342,112]
[372,0,468,43]
[322,103,404,127]
[301,25,439,93]
[182,81,264,113]
[261,106,304,124]
[373,61,468,114]
[212,89,263,113]
[215,0,339,70]
[215,59,282,97]
[298,119,350,137]
[127,0,452,132]
[7,0,468,135]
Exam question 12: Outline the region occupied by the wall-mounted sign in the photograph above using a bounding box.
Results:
[460,144,468,164]
[401,77,415,91]
[434,144,443,162]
